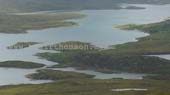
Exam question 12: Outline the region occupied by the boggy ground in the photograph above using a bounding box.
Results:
[0,69,168,95]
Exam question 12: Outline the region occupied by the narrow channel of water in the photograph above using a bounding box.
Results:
[53,67,145,79]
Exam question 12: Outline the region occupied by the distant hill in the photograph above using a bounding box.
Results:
[0,0,119,12]
[0,0,169,12]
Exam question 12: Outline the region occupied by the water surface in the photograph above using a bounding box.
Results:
[0,68,52,86]
[0,4,170,85]
[53,67,145,79]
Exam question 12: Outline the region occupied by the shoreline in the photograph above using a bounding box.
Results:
[0,12,85,34]
[35,19,170,77]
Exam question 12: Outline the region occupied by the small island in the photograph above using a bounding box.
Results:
[40,41,100,51]
[124,6,146,10]
[27,69,94,80]
[0,61,45,69]
[7,42,39,49]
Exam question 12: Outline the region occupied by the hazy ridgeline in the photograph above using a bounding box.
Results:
[0,0,169,12]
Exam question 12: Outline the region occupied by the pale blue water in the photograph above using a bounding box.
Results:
[152,55,170,60]
[0,68,52,86]
[0,4,170,85]
[53,67,146,80]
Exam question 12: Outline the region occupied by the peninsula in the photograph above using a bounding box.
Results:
[0,13,84,34]
[40,41,100,51]
[37,19,170,75]
[7,42,39,49]
[0,61,45,69]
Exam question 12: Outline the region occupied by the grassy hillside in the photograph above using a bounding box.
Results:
[0,13,84,33]
[114,20,170,55]
[0,0,169,12]
[0,76,169,95]
[0,0,120,12]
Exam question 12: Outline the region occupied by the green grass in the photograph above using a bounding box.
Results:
[0,62,168,95]
[0,0,169,13]
[0,61,45,69]
[27,69,94,80]
[113,20,170,55]
[0,13,84,33]
[37,51,170,74]
[0,69,167,95]
[0,0,148,13]
[0,78,169,95]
